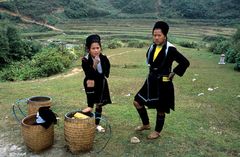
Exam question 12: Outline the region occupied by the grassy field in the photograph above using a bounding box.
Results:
[0,20,239,156]
[23,19,236,44]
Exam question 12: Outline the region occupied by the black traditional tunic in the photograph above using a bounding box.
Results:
[134,41,190,113]
[82,53,112,107]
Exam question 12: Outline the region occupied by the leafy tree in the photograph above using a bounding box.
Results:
[0,28,9,66]
[6,25,25,61]
[64,0,109,18]
[110,0,131,9]
[21,39,42,58]
[0,24,42,67]
[121,0,156,14]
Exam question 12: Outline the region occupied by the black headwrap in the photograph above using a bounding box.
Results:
[85,34,101,51]
[152,21,169,36]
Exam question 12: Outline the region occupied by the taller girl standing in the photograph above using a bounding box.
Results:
[82,34,111,132]
[133,21,190,139]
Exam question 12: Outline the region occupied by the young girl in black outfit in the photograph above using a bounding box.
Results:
[133,21,190,139]
[82,34,111,132]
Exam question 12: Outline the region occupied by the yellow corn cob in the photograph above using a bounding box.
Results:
[74,112,89,119]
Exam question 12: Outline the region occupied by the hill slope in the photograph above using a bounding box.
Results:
[0,0,239,25]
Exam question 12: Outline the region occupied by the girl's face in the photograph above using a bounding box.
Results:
[153,29,166,45]
[89,42,101,58]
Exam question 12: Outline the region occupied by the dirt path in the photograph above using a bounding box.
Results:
[0,8,62,32]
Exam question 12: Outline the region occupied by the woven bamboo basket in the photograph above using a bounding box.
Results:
[27,96,52,115]
[21,114,54,152]
[64,111,96,154]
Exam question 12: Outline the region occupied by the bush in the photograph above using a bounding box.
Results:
[206,36,227,53]
[207,28,240,72]
[0,47,75,81]
[225,48,237,63]
[234,56,240,72]
[0,60,40,81]
[212,40,231,54]
[121,0,155,14]
[202,35,226,42]
[234,62,240,71]
[225,41,240,63]
[179,41,198,48]
[32,48,72,77]
[0,24,43,67]
[207,41,218,53]
[128,40,149,48]
[107,40,124,49]
[86,6,110,17]
[22,40,42,58]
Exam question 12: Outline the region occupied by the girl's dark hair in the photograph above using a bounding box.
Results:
[152,21,169,36]
[85,34,102,52]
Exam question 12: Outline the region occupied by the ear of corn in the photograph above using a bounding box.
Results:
[74,112,89,119]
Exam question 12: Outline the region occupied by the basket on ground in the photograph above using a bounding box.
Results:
[21,114,54,152]
[64,111,96,154]
[27,96,52,115]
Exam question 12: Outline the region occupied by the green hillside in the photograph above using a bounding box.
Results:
[0,0,239,24]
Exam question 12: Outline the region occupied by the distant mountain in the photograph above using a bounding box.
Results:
[0,0,239,24]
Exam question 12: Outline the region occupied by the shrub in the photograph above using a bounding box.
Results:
[0,24,43,67]
[0,28,9,66]
[107,40,124,49]
[32,48,72,77]
[225,48,237,63]
[0,59,40,81]
[22,40,42,58]
[128,40,149,48]
[206,36,227,53]
[179,41,198,48]
[202,35,226,42]
[207,41,218,53]
[0,47,75,81]
[212,40,231,54]
[234,55,240,72]
[207,28,240,72]
[86,6,110,17]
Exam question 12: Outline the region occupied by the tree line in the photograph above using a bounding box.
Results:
[0,0,239,22]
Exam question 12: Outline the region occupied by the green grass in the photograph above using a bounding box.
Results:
[0,19,239,156]
[0,45,239,156]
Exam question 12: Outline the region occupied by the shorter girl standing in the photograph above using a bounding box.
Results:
[82,34,111,132]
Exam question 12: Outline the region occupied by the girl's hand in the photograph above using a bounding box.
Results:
[87,80,95,87]
[168,72,175,80]
[95,55,100,61]
[93,56,100,69]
